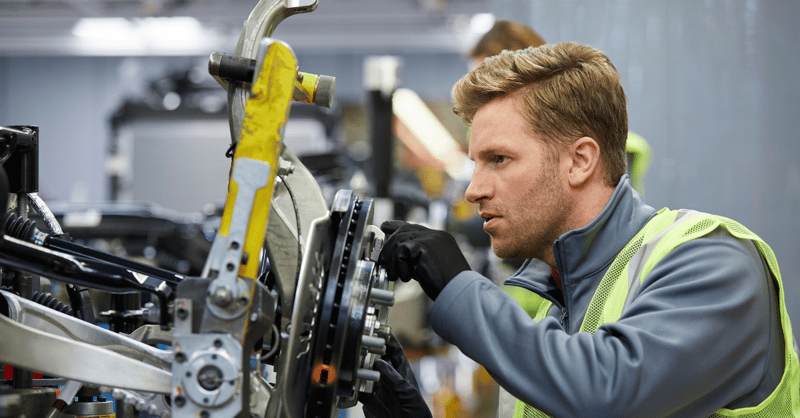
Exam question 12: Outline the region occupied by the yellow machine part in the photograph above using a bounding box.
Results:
[218,41,298,280]
[292,71,318,104]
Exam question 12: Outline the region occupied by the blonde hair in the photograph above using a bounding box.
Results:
[454,42,628,187]
[469,20,546,59]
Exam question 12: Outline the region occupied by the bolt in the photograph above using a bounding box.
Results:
[176,307,189,321]
[211,287,234,307]
[369,288,395,306]
[361,335,384,349]
[200,411,210,418]
[356,368,381,382]
[375,324,391,339]
[250,312,259,322]
[174,395,186,407]
[197,365,224,391]
[214,339,223,348]
[230,241,239,250]
[278,158,295,175]
[362,334,386,355]
[175,352,187,363]
[226,262,235,272]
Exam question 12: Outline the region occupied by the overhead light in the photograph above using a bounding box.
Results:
[450,13,496,54]
[71,16,214,55]
[162,92,181,110]
[470,13,496,36]
[136,17,203,44]
[72,18,136,41]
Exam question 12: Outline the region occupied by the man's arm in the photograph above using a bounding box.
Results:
[430,229,779,417]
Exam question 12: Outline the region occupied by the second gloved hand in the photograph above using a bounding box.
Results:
[360,333,432,418]
[378,220,471,300]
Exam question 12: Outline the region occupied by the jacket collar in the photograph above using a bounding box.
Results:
[505,175,657,299]
[552,174,657,286]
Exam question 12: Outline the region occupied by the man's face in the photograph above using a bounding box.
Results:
[465,94,573,263]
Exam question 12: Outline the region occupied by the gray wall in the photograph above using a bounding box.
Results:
[0,55,203,202]
[493,0,800,334]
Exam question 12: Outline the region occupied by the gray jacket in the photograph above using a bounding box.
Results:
[430,175,785,418]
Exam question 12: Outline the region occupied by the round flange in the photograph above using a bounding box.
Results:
[182,348,238,407]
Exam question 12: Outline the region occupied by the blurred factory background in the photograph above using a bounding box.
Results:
[1,0,800,416]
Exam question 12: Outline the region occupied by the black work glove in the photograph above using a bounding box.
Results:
[360,333,432,418]
[378,220,471,300]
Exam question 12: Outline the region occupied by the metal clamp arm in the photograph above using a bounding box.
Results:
[0,289,173,368]
[225,0,317,146]
[0,235,173,328]
[0,290,172,394]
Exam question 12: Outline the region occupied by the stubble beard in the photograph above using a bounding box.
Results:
[490,157,572,262]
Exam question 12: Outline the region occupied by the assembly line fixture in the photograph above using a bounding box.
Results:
[0,1,397,417]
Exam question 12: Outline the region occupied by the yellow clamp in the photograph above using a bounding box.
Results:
[219,40,297,280]
[293,71,336,108]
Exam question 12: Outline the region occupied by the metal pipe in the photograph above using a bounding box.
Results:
[27,192,63,235]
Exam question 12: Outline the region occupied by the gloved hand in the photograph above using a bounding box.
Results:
[360,333,432,418]
[378,220,471,300]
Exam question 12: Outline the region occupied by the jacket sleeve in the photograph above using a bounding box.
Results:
[429,228,781,418]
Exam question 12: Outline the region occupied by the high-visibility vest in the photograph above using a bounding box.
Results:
[511,208,800,418]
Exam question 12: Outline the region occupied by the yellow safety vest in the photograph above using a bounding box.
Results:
[511,208,800,418]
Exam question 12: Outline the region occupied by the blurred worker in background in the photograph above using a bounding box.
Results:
[368,42,800,417]
[468,20,546,68]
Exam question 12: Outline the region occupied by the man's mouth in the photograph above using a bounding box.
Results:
[480,213,500,229]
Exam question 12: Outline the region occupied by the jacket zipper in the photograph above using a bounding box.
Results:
[554,241,570,333]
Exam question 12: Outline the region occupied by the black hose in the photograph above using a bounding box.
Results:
[1,285,73,316]
[32,290,73,315]
[2,213,37,241]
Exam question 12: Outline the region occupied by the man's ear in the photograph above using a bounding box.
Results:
[565,136,601,188]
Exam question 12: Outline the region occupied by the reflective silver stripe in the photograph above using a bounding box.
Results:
[622,209,699,312]
[498,385,517,418]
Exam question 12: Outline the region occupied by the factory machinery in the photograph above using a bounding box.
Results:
[0,0,397,416]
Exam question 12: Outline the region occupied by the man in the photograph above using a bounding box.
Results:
[368,42,800,417]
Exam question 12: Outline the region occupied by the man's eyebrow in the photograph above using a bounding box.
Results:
[476,146,506,159]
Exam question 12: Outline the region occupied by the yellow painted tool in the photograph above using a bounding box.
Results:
[218,40,297,281]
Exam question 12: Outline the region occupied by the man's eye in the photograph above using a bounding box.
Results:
[491,155,508,164]
[486,155,507,169]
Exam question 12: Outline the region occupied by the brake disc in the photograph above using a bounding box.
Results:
[305,190,393,418]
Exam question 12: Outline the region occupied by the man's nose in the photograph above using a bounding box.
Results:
[465,170,489,204]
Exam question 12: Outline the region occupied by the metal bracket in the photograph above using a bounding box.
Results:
[0,290,172,394]
[205,157,271,319]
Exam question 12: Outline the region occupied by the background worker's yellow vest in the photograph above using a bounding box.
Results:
[512,209,800,418]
